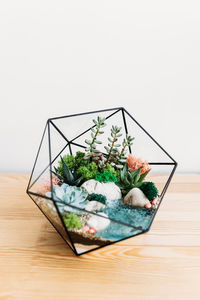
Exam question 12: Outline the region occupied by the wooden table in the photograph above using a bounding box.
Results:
[0,174,200,300]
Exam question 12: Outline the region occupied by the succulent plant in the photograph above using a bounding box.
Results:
[53,156,83,187]
[104,125,122,163]
[117,163,150,195]
[104,126,134,170]
[118,135,135,161]
[46,183,88,213]
[84,116,106,163]
[87,193,107,205]
[63,212,83,230]
[94,170,117,183]
[140,181,158,201]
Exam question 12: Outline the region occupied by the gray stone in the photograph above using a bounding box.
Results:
[85,200,105,212]
[81,179,121,201]
[123,187,150,207]
[87,212,110,231]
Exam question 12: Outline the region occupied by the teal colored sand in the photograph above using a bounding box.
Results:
[95,199,155,241]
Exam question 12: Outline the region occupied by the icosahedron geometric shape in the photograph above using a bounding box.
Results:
[26,107,177,256]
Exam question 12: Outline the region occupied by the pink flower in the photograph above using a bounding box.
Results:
[142,160,151,174]
[126,154,151,174]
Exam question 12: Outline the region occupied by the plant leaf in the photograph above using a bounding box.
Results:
[138,169,150,183]
[61,156,74,183]
[134,167,142,184]
[85,139,91,145]
[74,177,82,186]
[51,170,63,181]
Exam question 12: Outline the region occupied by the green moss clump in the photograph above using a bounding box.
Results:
[57,152,86,176]
[104,164,116,175]
[77,162,98,180]
[87,193,107,205]
[63,213,83,230]
[104,164,120,182]
[94,170,117,183]
[74,151,86,167]
[140,182,158,201]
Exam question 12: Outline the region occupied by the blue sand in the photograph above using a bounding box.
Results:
[95,199,155,241]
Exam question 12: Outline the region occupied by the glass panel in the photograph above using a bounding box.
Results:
[55,204,143,255]
[28,193,75,251]
[51,108,120,143]
[72,109,126,155]
[28,124,53,196]
[124,109,175,163]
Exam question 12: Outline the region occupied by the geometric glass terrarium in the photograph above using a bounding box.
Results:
[26,107,177,256]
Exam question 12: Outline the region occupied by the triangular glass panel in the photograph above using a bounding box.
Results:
[123,109,175,163]
[51,108,121,143]
[28,193,75,252]
[28,124,51,195]
[71,109,125,155]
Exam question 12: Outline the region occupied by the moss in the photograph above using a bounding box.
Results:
[94,170,117,183]
[87,193,107,205]
[63,213,83,230]
[140,181,158,201]
[77,162,98,180]
[57,151,86,176]
[104,164,120,182]
[74,151,86,167]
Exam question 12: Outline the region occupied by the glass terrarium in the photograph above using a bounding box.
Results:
[26,107,177,256]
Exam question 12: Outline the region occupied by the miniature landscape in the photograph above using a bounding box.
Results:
[36,116,160,253]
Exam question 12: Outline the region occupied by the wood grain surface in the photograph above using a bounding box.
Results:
[0,174,200,300]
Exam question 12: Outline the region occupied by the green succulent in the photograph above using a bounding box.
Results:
[115,135,135,169]
[53,156,82,186]
[117,163,150,195]
[94,170,117,183]
[104,126,134,170]
[47,183,88,214]
[87,193,107,205]
[104,125,122,164]
[77,162,98,180]
[84,116,106,162]
[140,182,158,201]
[63,213,83,230]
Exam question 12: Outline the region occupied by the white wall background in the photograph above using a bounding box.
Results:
[0,0,199,173]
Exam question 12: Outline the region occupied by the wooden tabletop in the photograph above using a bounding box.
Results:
[0,174,200,300]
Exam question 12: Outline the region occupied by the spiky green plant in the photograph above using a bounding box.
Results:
[117,164,150,195]
[52,156,82,186]
[84,116,106,162]
[57,152,86,176]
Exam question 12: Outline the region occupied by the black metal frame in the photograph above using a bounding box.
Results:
[26,107,177,256]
